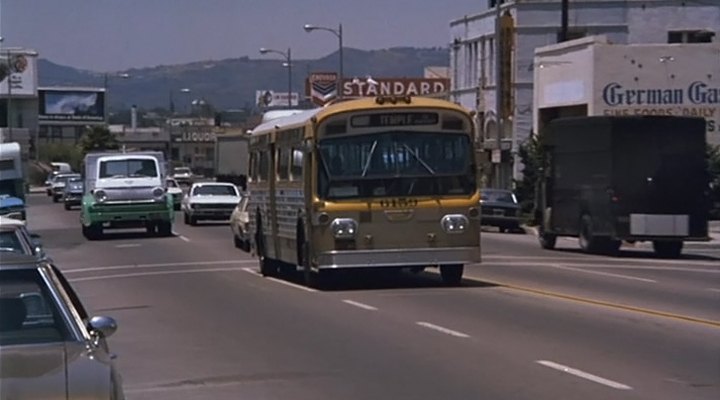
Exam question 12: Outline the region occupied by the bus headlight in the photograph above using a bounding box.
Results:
[331,218,357,240]
[441,214,468,234]
[94,189,108,203]
[152,187,165,200]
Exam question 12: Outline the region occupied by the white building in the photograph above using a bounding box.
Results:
[450,0,720,187]
[534,36,720,146]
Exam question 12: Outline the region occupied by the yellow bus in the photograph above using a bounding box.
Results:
[247,96,481,287]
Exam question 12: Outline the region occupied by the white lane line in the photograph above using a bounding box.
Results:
[64,259,256,274]
[546,264,656,283]
[115,243,141,248]
[68,267,245,282]
[178,235,191,242]
[241,267,317,293]
[415,322,470,338]
[536,360,632,390]
[342,299,378,311]
[706,288,720,293]
[487,261,720,273]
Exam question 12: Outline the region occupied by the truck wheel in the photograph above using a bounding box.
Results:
[538,226,557,250]
[603,239,622,255]
[82,224,102,240]
[579,215,601,254]
[256,217,277,277]
[158,221,173,237]
[146,223,157,235]
[439,264,464,286]
[653,241,683,258]
[52,195,59,203]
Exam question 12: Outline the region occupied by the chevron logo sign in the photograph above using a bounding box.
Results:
[307,72,338,106]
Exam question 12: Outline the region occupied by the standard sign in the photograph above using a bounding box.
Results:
[342,78,449,98]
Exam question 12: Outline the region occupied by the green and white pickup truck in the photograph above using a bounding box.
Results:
[80,151,174,240]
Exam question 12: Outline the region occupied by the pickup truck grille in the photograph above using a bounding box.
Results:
[192,203,236,210]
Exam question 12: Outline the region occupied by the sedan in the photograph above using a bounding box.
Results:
[62,177,84,210]
[182,182,242,226]
[480,188,522,233]
[0,216,47,260]
[50,173,81,203]
[0,254,124,400]
[229,195,250,251]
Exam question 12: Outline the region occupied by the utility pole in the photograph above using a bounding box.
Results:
[494,0,503,188]
[560,0,569,42]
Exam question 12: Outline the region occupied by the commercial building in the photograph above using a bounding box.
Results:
[449,0,719,187]
[533,36,720,146]
[0,49,39,162]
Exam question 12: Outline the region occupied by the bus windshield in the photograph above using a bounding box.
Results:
[99,159,158,178]
[318,131,475,199]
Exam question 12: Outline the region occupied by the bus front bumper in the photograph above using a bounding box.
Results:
[313,247,481,270]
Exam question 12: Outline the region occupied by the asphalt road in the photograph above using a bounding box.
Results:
[25,193,720,400]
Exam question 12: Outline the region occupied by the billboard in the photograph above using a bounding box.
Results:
[0,51,38,97]
[307,72,339,106]
[255,90,299,107]
[38,88,106,122]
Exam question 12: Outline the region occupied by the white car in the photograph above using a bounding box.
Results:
[50,173,80,203]
[166,178,184,211]
[172,166,194,186]
[0,216,47,260]
[182,182,241,226]
[229,195,250,252]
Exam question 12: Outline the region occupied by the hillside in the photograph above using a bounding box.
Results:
[38,47,449,111]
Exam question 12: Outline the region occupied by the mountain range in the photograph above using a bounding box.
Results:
[38,47,450,111]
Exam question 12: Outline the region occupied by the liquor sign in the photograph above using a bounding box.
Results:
[341,78,449,98]
[307,72,338,106]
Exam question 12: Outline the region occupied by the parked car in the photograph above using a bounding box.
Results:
[171,166,194,186]
[166,178,184,211]
[229,194,250,251]
[182,182,241,226]
[0,216,47,260]
[50,173,81,203]
[480,188,522,233]
[63,177,84,210]
[0,254,125,400]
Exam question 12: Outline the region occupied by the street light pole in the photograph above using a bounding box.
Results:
[303,23,344,99]
[259,47,293,109]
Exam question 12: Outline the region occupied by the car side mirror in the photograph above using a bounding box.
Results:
[89,315,118,338]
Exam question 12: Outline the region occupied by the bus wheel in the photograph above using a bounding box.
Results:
[158,221,172,237]
[538,226,557,250]
[653,241,683,258]
[440,264,464,286]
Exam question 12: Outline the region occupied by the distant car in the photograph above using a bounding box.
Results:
[50,173,81,203]
[0,216,48,260]
[0,254,125,400]
[166,178,184,211]
[172,166,194,186]
[182,182,241,226]
[480,188,522,233]
[63,177,84,210]
[229,194,250,251]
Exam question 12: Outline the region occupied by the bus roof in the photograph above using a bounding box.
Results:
[250,97,469,135]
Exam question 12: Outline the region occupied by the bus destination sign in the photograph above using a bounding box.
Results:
[351,112,439,128]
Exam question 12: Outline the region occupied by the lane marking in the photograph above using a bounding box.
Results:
[536,360,632,390]
[454,273,720,328]
[342,299,378,311]
[241,267,317,293]
[545,264,656,283]
[706,288,720,293]
[115,243,141,248]
[63,259,256,274]
[178,235,191,242]
[484,261,720,273]
[416,321,470,338]
[69,267,245,282]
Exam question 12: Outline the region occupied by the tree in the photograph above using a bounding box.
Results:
[514,130,546,221]
[79,125,119,155]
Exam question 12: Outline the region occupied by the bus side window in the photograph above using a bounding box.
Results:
[290,148,304,181]
[248,152,257,183]
[259,150,270,182]
[277,147,290,181]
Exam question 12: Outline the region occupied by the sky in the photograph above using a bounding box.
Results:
[2,0,485,72]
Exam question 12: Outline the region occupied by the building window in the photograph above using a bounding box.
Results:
[38,126,48,138]
[51,126,62,142]
[668,30,714,43]
[75,127,84,142]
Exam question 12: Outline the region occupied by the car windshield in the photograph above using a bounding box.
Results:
[100,158,158,178]
[317,131,475,199]
[192,185,237,196]
[481,190,517,204]
[166,179,178,188]
[0,269,71,345]
[57,174,80,184]
[0,231,25,254]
